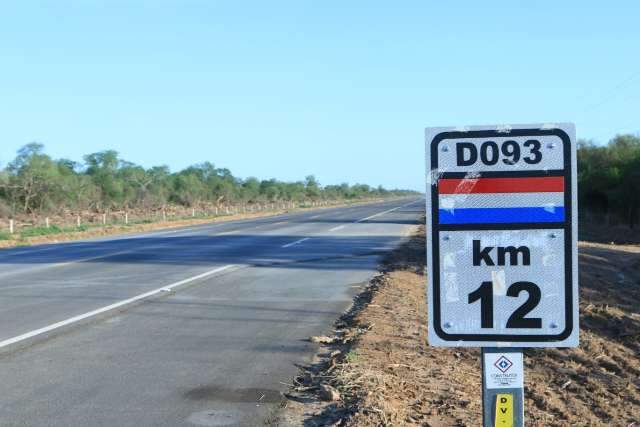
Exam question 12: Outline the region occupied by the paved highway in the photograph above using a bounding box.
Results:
[0,198,423,427]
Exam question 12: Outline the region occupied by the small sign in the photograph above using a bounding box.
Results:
[425,124,578,347]
[495,394,515,427]
[484,352,523,389]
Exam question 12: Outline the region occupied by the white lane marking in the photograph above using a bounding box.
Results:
[0,264,236,350]
[281,237,310,248]
[217,229,241,235]
[0,224,242,279]
[0,245,65,258]
[355,199,422,223]
[325,199,422,234]
[0,248,139,280]
[50,249,138,269]
[0,243,176,280]
[0,226,203,258]
[122,226,202,239]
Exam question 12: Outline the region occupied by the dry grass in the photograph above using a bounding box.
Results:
[0,210,286,249]
[0,199,387,249]
[280,225,640,427]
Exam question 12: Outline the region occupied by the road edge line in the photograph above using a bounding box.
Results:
[0,264,236,350]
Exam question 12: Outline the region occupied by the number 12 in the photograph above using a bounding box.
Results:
[468,281,542,328]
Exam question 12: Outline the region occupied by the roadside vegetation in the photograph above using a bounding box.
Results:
[280,224,640,426]
[0,143,415,216]
[0,143,417,241]
[578,134,640,229]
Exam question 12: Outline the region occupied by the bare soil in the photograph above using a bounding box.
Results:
[0,199,386,249]
[278,226,640,426]
[0,210,288,249]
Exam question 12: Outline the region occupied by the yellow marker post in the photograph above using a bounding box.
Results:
[481,349,523,426]
[494,394,513,427]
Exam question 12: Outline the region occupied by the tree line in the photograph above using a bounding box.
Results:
[578,134,640,228]
[0,143,417,217]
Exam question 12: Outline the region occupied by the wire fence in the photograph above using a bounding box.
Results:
[0,198,386,237]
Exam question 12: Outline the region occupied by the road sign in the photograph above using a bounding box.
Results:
[425,124,578,347]
[481,348,524,427]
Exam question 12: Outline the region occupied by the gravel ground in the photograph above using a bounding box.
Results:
[279,224,640,427]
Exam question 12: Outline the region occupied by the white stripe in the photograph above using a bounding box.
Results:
[0,248,148,280]
[355,199,421,223]
[281,237,310,248]
[0,264,236,350]
[439,193,563,210]
[324,199,421,233]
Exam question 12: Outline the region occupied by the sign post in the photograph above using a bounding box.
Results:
[425,124,578,426]
[482,348,524,426]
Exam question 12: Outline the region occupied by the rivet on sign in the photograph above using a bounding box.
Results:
[443,235,450,241]
[441,145,449,152]
[549,232,557,238]
[547,142,556,149]
[550,322,558,329]
[444,322,453,328]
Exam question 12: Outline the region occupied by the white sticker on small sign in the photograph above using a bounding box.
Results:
[484,352,524,389]
[425,123,579,347]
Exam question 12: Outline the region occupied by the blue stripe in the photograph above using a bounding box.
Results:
[438,207,565,224]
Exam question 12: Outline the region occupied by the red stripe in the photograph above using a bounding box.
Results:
[438,177,564,194]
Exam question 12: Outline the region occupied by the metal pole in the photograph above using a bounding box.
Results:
[482,348,524,427]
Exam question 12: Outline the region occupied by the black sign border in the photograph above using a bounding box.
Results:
[430,128,574,342]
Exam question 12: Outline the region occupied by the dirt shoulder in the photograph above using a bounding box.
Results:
[0,199,388,249]
[277,226,640,426]
[0,210,289,249]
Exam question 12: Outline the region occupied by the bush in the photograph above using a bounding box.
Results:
[0,144,418,218]
[19,225,62,238]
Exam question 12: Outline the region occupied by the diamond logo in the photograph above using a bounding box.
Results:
[494,356,513,373]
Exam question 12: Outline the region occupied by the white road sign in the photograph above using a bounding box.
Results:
[425,124,578,347]
[484,352,524,389]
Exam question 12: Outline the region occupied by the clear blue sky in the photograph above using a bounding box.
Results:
[1,2,639,191]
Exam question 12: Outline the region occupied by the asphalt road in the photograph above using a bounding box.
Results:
[0,198,424,427]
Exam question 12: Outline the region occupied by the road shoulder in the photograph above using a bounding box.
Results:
[274,225,640,426]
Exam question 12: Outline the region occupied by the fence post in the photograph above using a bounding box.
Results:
[125,213,129,225]
[76,215,81,227]
[192,208,195,217]
[102,213,107,225]
[45,217,50,228]
[9,219,14,234]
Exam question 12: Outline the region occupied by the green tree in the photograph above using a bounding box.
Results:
[5,143,60,213]
[84,150,123,209]
[0,143,418,218]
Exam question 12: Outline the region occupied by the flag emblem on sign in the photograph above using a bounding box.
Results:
[437,176,565,224]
